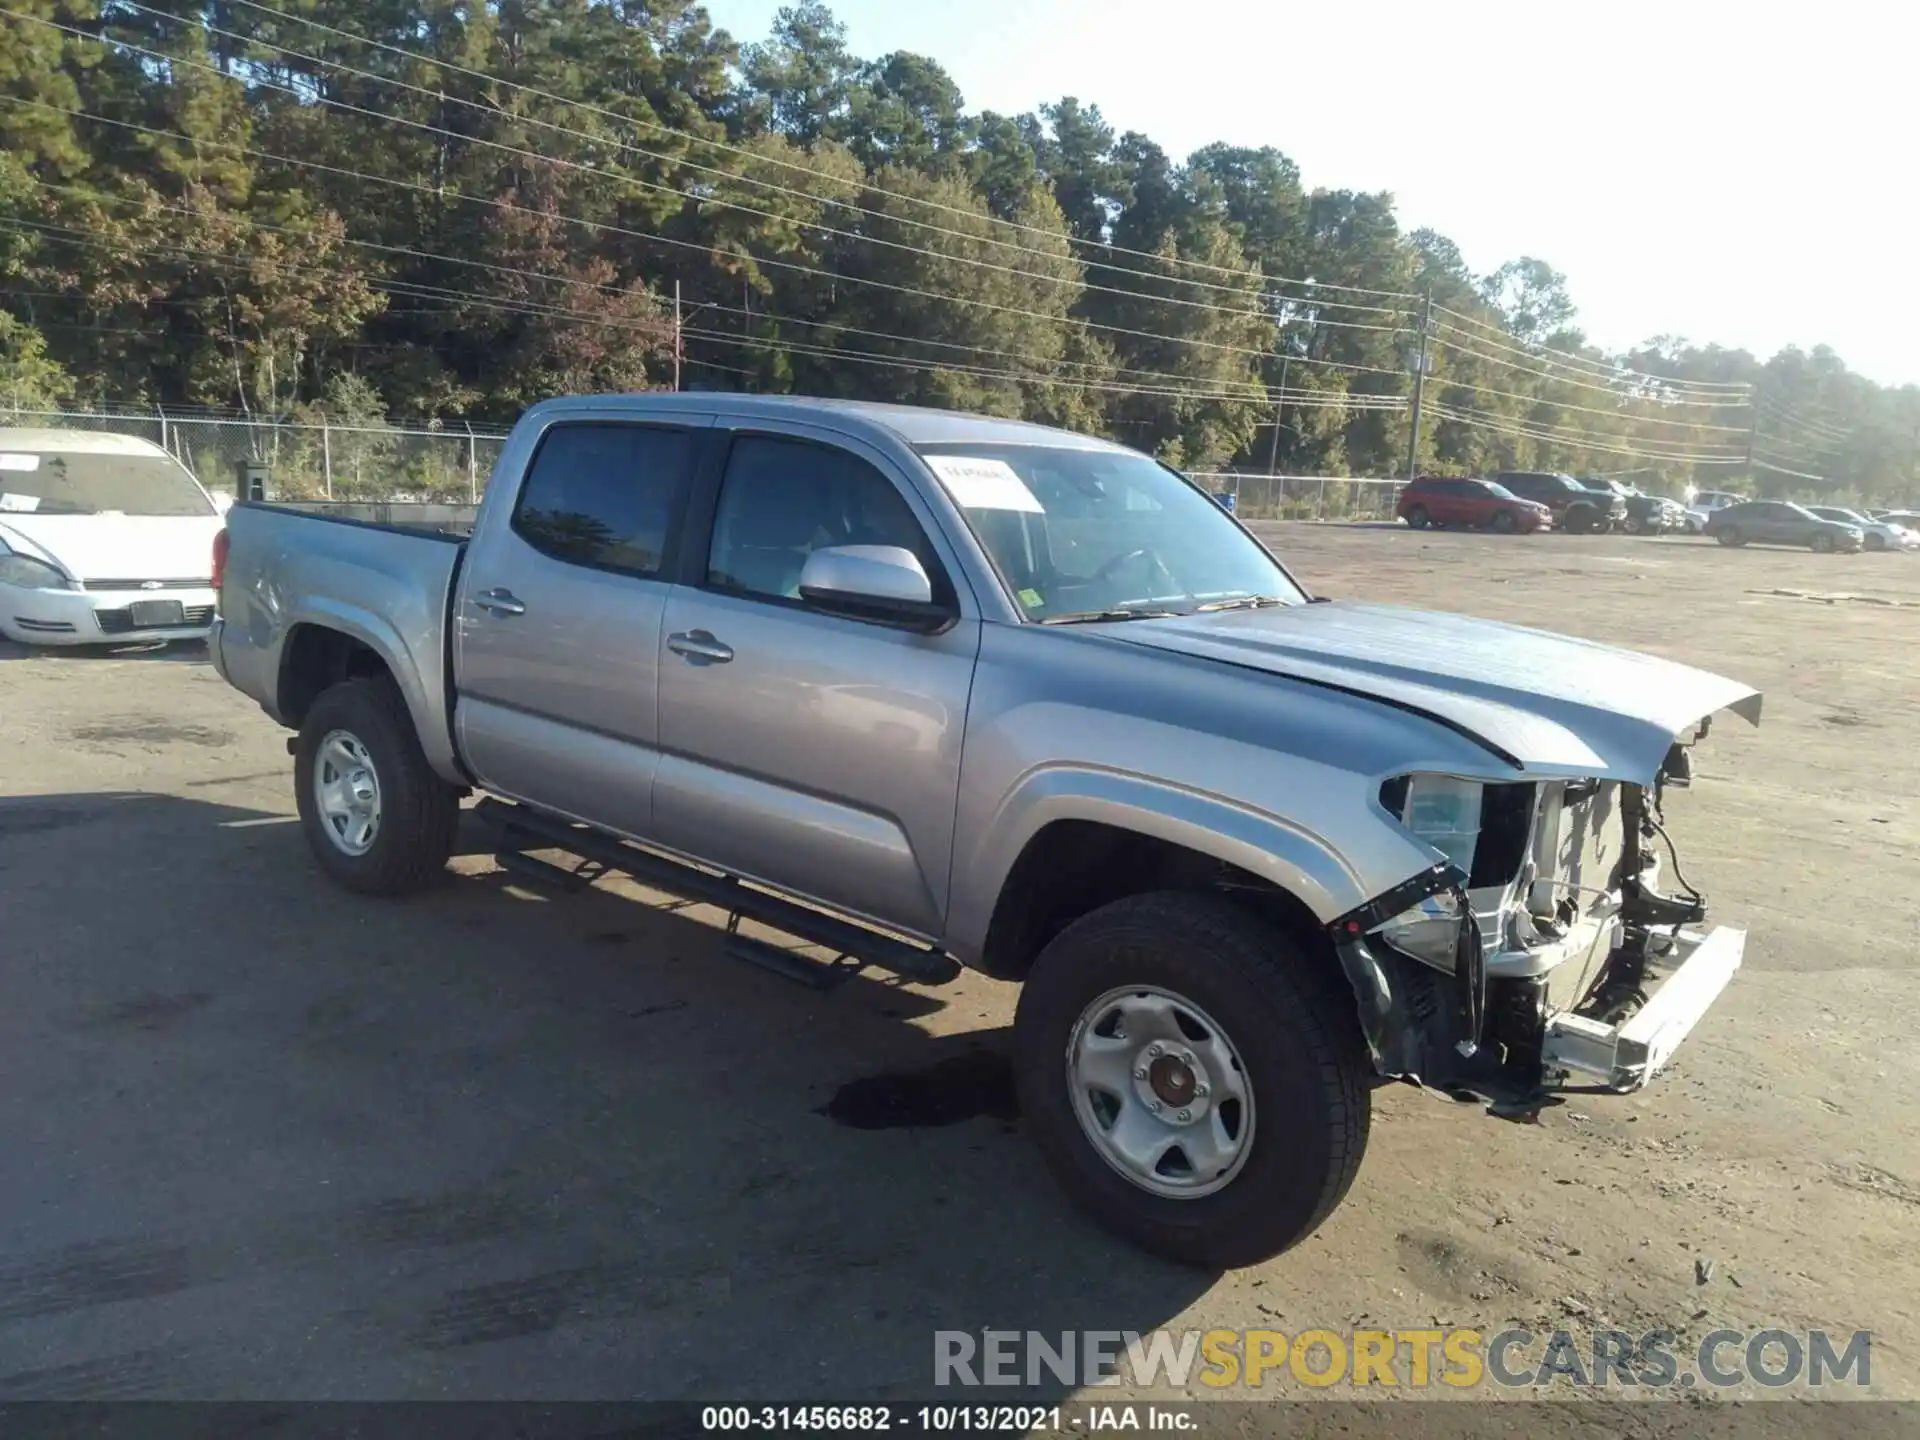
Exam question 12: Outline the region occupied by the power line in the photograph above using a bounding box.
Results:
[5,177,1198,397]
[25,8,1383,339]
[9,215,1387,410]
[112,0,1416,325]
[1751,458,1825,482]
[1433,304,1752,394]
[1,92,1402,382]
[1428,402,1746,464]
[1426,331,1750,408]
[222,0,1422,305]
[1425,373,1752,432]
[13,174,1387,405]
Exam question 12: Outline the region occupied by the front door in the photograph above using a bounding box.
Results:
[652,425,981,940]
[454,416,709,837]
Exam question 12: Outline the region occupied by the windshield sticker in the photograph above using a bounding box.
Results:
[0,492,41,512]
[925,455,1044,514]
[0,453,41,472]
[1018,587,1044,608]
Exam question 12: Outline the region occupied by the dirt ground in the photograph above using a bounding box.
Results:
[1,523,1916,1414]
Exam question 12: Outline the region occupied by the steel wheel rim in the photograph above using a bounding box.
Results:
[314,729,382,857]
[1066,984,1255,1199]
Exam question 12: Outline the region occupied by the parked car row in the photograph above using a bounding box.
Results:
[1396,471,1685,535]
[1394,472,1919,556]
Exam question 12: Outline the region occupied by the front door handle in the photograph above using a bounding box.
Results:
[472,587,526,617]
[667,629,734,664]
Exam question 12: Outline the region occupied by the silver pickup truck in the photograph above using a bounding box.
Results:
[211,393,1761,1268]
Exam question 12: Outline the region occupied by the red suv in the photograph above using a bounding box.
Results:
[1397,475,1553,532]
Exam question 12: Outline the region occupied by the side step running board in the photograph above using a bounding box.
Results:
[475,797,960,988]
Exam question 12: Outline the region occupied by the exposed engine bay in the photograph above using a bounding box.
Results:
[1328,716,1743,1114]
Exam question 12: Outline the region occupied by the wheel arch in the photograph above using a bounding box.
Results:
[958,773,1365,985]
[276,607,463,784]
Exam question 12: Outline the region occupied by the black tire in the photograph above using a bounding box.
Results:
[1489,509,1517,533]
[1565,510,1591,534]
[1623,513,1647,535]
[294,676,460,896]
[1811,533,1835,554]
[1866,533,1886,552]
[1013,891,1372,1269]
[1716,528,1744,547]
[1404,505,1430,529]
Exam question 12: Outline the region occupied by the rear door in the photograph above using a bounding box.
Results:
[454,414,711,837]
[651,423,982,940]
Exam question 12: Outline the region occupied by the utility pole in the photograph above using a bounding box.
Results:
[1742,401,1759,491]
[1267,352,1290,474]
[1403,290,1434,481]
[672,279,683,392]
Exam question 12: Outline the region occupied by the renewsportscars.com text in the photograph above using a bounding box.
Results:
[934,1327,1872,1391]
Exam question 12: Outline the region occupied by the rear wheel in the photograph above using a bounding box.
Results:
[294,677,460,896]
[1623,513,1647,535]
[1811,532,1836,553]
[1404,505,1430,529]
[1866,533,1887,552]
[1489,509,1517,533]
[1716,527,1745,547]
[1014,891,1372,1269]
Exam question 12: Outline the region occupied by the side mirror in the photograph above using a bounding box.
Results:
[797,545,951,630]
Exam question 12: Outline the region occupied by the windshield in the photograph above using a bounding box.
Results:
[915,443,1306,619]
[1482,481,1520,499]
[1818,507,1868,524]
[0,448,213,517]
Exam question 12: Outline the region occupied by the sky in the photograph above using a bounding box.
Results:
[699,0,1919,387]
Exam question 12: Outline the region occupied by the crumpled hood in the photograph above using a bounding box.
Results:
[0,514,222,584]
[1108,599,1762,782]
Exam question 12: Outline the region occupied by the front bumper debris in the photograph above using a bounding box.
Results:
[1540,925,1744,1092]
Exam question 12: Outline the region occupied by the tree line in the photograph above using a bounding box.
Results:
[2,0,1915,501]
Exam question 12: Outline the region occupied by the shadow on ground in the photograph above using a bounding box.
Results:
[0,792,1214,1401]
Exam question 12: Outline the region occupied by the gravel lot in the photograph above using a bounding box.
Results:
[2,523,1916,1411]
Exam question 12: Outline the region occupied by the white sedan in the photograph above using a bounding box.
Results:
[0,429,225,647]
[1807,505,1920,553]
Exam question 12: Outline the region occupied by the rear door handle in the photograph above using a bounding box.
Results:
[471,587,526,616]
[667,629,734,664]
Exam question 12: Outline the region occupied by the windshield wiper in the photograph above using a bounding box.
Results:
[1195,594,1288,612]
[1039,607,1184,625]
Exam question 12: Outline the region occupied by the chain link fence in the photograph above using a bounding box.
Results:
[0,403,511,504]
[1187,472,1404,522]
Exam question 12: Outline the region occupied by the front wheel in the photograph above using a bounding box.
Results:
[1811,533,1836,553]
[1866,533,1887,552]
[1623,513,1647,535]
[294,676,461,896]
[1014,892,1372,1269]
[1489,509,1517,533]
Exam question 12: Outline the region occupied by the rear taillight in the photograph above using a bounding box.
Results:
[211,527,230,592]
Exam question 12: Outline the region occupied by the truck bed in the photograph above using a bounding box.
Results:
[211,502,468,784]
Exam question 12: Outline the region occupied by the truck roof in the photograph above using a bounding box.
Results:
[535,392,1134,453]
[0,427,174,458]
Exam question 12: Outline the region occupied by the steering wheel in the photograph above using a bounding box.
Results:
[1092,546,1178,597]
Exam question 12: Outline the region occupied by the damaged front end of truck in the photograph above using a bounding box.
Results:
[1326,711,1753,1115]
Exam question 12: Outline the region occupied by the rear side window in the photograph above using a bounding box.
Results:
[511,423,695,577]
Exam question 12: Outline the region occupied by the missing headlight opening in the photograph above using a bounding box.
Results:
[1342,753,1729,1115]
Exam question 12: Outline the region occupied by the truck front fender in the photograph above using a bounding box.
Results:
[944,764,1370,968]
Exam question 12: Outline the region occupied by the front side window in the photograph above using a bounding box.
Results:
[511,423,694,577]
[707,434,942,603]
[916,443,1306,620]
[0,449,212,516]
